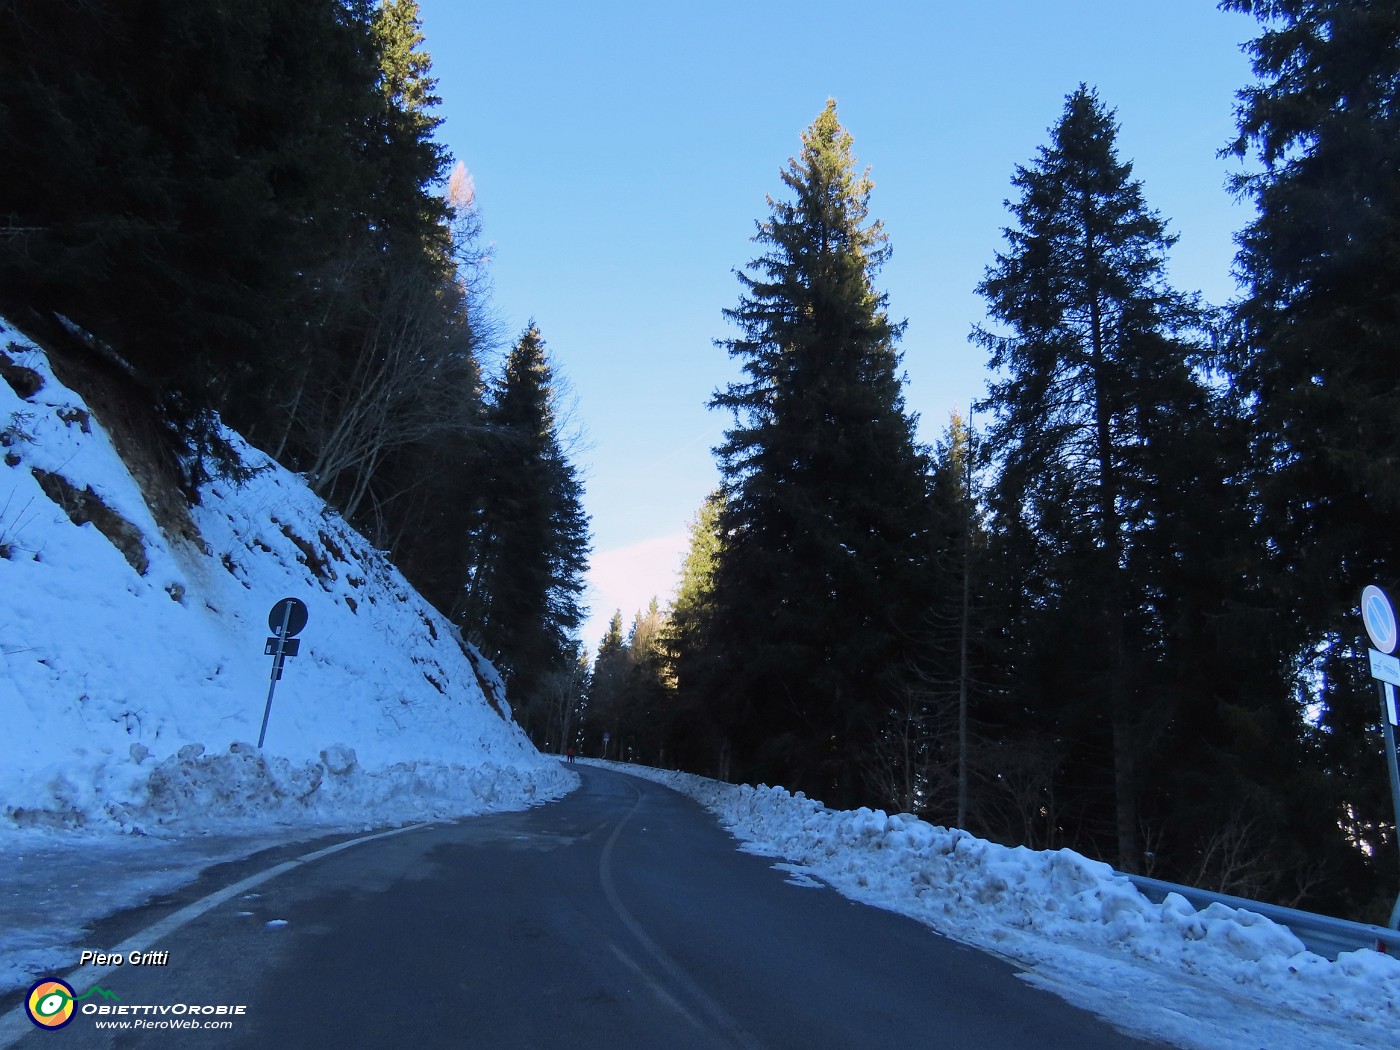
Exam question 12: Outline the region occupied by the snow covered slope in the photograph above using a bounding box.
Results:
[0,315,572,835]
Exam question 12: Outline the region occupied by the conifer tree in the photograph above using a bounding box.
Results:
[974,86,1210,871]
[1222,0,1400,910]
[928,411,988,830]
[706,100,934,805]
[667,492,723,685]
[461,326,590,704]
[0,0,379,430]
[0,0,478,515]
[588,612,629,758]
[664,491,730,775]
[673,493,724,627]
[625,598,676,763]
[367,0,452,265]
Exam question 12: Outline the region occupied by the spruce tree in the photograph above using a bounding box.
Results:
[664,491,730,775]
[667,492,723,687]
[974,86,1210,871]
[298,0,495,604]
[461,326,590,704]
[707,100,934,805]
[0,0,379,429]
[1222,0,1400,911]
[0,0,478,514]
[625,598,676,764]
[588,612,629,759]
[367,0,452,265]
[927,411,989,830]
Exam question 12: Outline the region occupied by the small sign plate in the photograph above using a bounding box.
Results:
[1370,648,1400,687]
[264,637,301,657]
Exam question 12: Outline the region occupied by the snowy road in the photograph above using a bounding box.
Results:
[1,766,1164,1048]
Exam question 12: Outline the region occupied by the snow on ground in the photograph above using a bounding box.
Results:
[0,318,576,992]
[7,310,1400,1047]
[597,760,1400,1050]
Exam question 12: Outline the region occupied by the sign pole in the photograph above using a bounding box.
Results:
[1378,682,1400,930]
[1361,585,1400,929]
[258,600,294,749]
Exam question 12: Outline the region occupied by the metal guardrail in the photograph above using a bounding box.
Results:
[1123,873,1397,961]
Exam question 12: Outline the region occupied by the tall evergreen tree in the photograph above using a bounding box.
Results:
[366,0,452,265]
[927,410,989,830]
[1222,0,1400,912]
[667,492,723,685]
[0,0,381,432]
[663,491,729,776]
[0,0,479,518]
[705,100,935,805]
[0,0,502,675]
[460,326,590,704]
[276,0,470,520]
[974,86,1212,871]
[860,412,982,818]
[588,612,629,758]
[623,598,675,764]
[581,600,675,764]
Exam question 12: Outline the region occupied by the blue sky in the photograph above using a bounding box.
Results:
[415,1,1259,652]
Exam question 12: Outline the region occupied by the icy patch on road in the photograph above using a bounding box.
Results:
[0,827,305,993]
[772,862,824,889]
[0,755,576,994]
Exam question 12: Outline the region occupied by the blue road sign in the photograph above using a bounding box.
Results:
[1363,585,1397,655]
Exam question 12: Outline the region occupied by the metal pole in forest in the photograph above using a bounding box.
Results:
[1359,585,1400,929]
[1376,680,1400,930]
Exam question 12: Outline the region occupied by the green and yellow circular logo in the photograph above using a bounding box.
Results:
[26,978,76,1030]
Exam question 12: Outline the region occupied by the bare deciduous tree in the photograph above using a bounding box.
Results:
[1187,812,1275,901]
[975,736,1063,850]
[536,651,588,755]
[293,264,479,522]
[863,685,958,818]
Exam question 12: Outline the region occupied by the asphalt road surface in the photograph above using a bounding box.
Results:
[6,765,1169,1048]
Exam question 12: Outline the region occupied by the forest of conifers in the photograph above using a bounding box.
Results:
[3,1,1398,923]
[0,0,591,714]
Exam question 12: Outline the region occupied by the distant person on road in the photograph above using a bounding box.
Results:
[566,746,575,763]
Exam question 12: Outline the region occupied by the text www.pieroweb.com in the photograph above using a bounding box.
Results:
[85,1003,246,1031]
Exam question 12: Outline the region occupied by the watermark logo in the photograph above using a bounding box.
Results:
[26,979,76,1030]
[25,980,120,1030]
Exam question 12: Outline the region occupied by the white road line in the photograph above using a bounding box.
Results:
[0,821,432,1048]
[596,776,764,1050]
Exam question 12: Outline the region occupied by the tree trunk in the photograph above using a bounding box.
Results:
[957,440,973,830]
[1088,270,1138,872]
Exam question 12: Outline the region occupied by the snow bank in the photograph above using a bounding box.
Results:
[604,763,1400,1050]
[0,317,573,836]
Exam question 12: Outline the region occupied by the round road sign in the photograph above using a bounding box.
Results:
[1362,585,1397,654]
[268,597,309,638]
